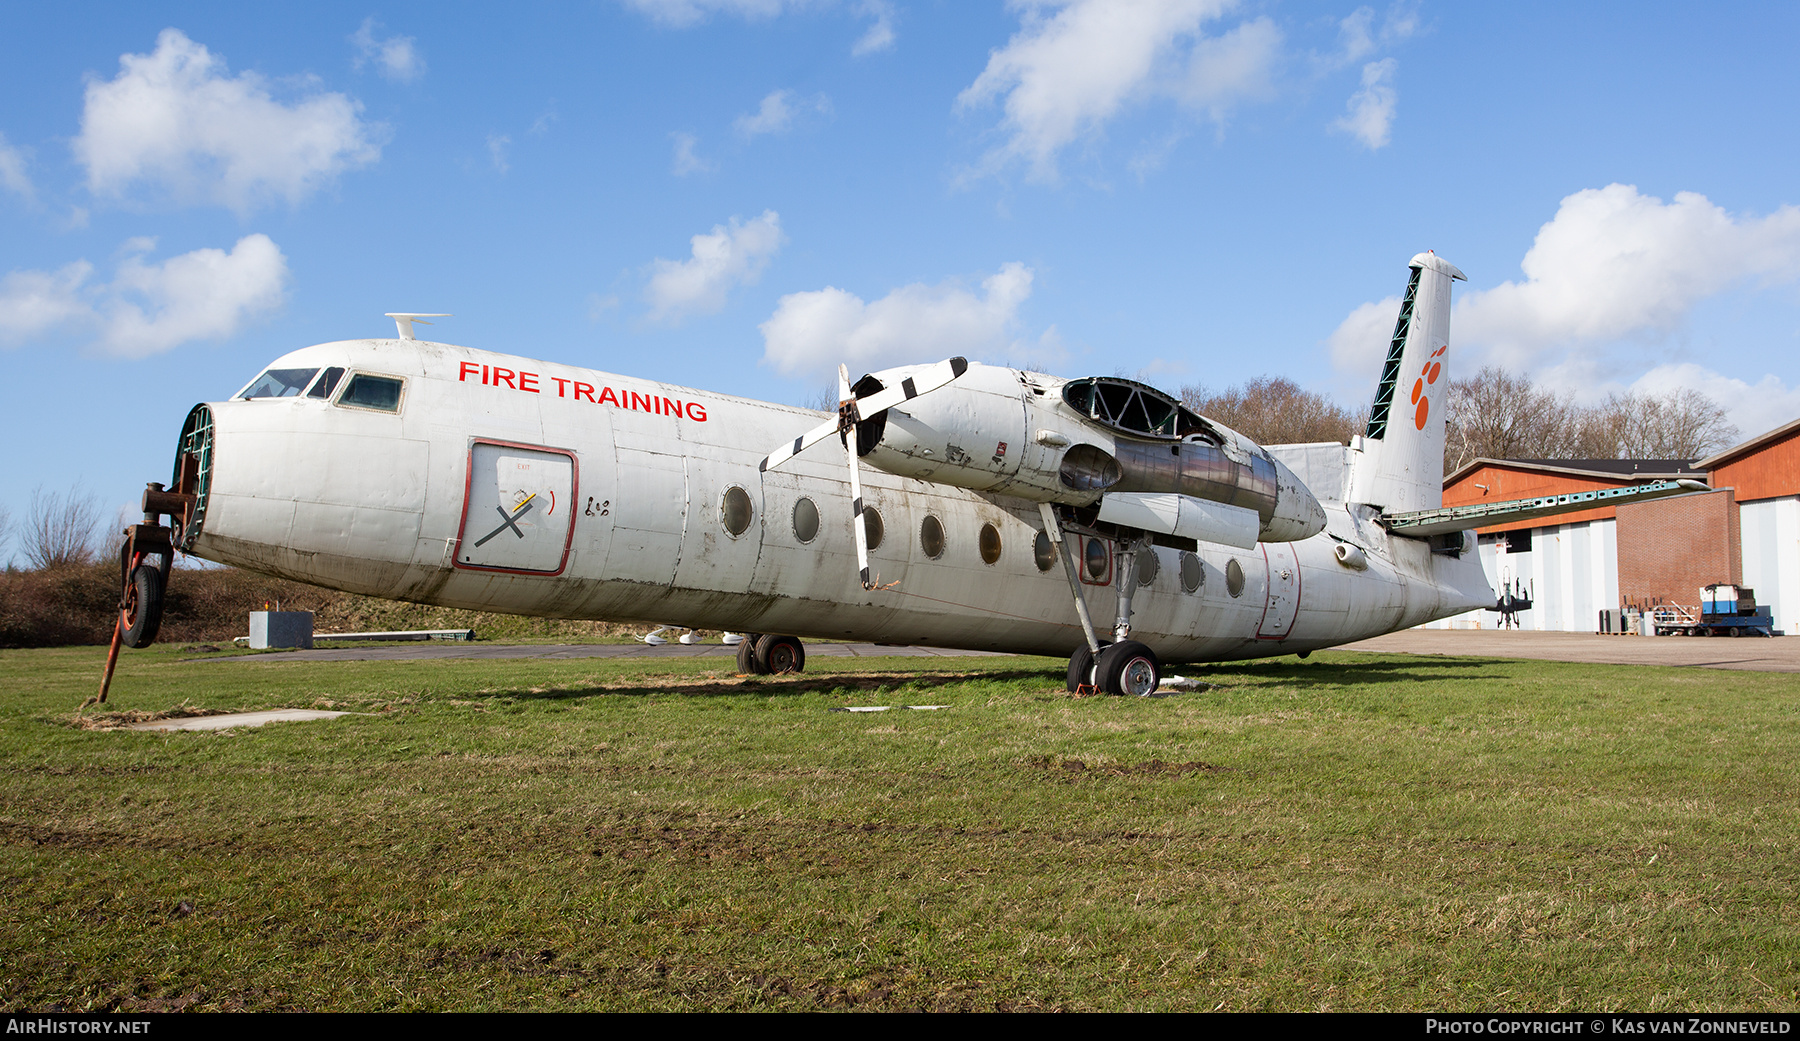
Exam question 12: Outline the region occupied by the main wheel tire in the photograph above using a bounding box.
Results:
[1066,641,1109,691]
[756,634,805,674]
[120,564,164,649]
[1097,640,1160,697]
[736,634,767,675]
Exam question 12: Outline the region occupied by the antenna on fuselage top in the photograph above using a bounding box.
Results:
[386,313,452,340]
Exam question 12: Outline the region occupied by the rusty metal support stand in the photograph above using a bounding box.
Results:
[82,614,126,713]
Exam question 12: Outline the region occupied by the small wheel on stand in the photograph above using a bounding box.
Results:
[755,634,806,674]
[1097,640,1160,697]
[120,564,165,649]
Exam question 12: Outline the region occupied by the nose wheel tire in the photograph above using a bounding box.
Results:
[1096,640,1160,697]
[120,564,165,649]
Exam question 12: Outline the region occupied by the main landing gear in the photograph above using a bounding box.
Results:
[736,634,807,675]
[1039,503,1163,697]
[1066,640,1163,697]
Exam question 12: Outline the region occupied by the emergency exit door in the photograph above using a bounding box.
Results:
[455,441,577,574]
[1257,541,1301,639]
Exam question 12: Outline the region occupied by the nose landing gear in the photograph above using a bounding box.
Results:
[85,482,196,710]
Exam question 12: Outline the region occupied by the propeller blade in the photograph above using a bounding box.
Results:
[841,364,873,589]
[759,414,841,473]
[853,356,968,416]
[759,356,967,473]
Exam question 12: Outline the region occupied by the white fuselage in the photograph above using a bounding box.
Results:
[186,338,1493,663]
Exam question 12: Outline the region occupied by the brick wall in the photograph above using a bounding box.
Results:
[1615,489,1741,612]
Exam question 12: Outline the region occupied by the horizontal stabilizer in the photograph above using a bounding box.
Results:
[1383,479,1708,537]
[1095,492,1260,550]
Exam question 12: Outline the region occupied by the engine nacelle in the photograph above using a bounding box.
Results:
[851,363,1325,544]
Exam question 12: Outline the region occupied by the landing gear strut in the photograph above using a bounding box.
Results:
[735,634,807,675]
[1041,504,1162,696]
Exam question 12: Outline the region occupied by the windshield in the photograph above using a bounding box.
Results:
[239,368,319,399]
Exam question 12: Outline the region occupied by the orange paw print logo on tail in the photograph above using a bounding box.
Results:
[1409,345,1447,430]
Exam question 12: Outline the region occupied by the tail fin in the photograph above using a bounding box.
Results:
[1346,251,1466,512]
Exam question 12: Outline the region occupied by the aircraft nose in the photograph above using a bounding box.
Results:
[1262,457,1326,543]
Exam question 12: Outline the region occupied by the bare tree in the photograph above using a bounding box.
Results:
[1444,366,1740,470]
[1180,376,1366,446]
[22,486,102,571]
[1443,366,1586,471]
[797,382,839,414]
[1602,388,1739,458]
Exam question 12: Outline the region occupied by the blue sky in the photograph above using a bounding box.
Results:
[5,1,1800,557]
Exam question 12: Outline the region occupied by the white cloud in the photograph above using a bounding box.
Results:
[487,133,511,174]
[957,0,1280,181]
[1629,364,1800,444]
[734,89,830,137]
[760,262,1034,376]
[1457,185,1800,363]
[1336,6,1378,64]
[1326,292,1401,379]
[1330,2,1416,69]
[1177,17,1282,121]
[101,235,288,357]
[75,29,382,213]
[1326,185,1800,390]
[350,19,426,82]
[1333,57,1397,149]
[736,90,796,137]
[0,262,94,343]
[621,0,807,27]
[852,0,896,55]
[0,133,33,200]
[0,235,287,357]
[623,0,893,55]
[645,211,783,322]
[670,131,711,176]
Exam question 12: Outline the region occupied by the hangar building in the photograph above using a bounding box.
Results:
[1426,417,1800,634]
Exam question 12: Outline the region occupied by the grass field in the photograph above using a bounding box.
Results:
[3,642,1797,1012]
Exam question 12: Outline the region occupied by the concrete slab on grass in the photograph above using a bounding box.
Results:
[130,709,354,732]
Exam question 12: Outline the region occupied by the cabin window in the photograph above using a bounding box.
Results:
[1179,552,1203,594]
[1084,538,1110,582]
[306,367,346,399]
[1136,546,1159,586]
[792,497,821,544]
[338,374,405,412]
[1060,377,1205,439]
[239,368,318,399]
[862,506,884,551]
[721,486,754,537]
[1226,558,1245,598]
[920,515,946,560]
[978,523,1002,566]
[1033,531,1056,572]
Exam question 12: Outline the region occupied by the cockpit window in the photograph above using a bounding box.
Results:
[1061,376,1208,440]
[239,368,319,399]
[306,367,346,399]
[338,374,404,412]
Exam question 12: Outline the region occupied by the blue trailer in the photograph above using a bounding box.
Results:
[1652,585,1783,637]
